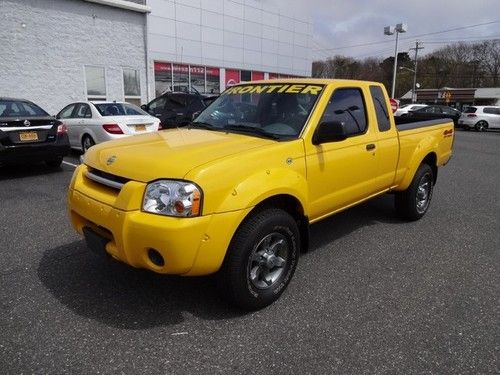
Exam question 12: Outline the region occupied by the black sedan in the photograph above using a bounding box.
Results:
[407,105,462,126]
[0,98,70,167]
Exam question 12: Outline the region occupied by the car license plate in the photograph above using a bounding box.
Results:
[135,124,146,131]
[19,131,38,141]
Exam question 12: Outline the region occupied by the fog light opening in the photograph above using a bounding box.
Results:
[148,248,165,267]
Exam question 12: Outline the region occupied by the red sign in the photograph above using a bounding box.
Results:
[252,71,264,81]
[389,98,399,113]
[154,62,171,72]
[225,69,240,87]
[268,73,279,80]
[206,67,220,77]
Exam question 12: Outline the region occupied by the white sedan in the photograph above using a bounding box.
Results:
[394,103,427,117]
[56,101,160,152]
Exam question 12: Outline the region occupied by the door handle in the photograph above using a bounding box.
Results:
[366,144,376,151]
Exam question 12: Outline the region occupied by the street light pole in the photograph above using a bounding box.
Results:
[384,23,407,99]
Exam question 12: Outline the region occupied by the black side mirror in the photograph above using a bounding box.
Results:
[312,121,347,145]
[192,111,201,120]
[140,104,148,111]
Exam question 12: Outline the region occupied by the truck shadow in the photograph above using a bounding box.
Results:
[37,194,403,329]
[0,163,66,181]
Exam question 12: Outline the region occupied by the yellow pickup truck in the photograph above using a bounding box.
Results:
[68,79,454,310]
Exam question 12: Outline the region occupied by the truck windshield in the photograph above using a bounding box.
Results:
[194,83,324,139]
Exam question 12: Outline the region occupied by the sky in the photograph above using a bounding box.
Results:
[269,0,500,61]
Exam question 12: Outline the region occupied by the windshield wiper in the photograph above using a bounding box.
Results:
[223,124,280,140]
[187,121,216,130]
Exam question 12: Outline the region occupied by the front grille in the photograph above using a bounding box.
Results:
[86,167,129,190]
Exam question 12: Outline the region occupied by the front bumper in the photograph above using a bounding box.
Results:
[68,166,251,276]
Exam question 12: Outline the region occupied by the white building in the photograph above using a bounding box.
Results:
[147,0,313,97]
[1,0,313,114]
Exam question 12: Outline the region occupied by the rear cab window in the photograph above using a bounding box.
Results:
[369,86,391,132]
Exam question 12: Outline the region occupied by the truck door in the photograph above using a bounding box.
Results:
[305,87,381,220]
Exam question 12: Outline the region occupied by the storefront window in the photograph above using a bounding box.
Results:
[190,66,205,95]
[172,63,189,93]
[154,62,173,97]
[154,62,220,96]
[206,67,220,94]
[85,66,106,99]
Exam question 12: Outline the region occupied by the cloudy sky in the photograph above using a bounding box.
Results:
[269,0,500,61]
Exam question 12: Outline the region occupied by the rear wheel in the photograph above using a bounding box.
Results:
[395,163,434,221]
[218,208,299,310]
[475,121,488,132]
[45,156,63,168]
[82,135,95,152]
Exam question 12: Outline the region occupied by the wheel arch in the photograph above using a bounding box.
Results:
[253,194,309,253]
[422,152,438,185]
[397,150,438,191]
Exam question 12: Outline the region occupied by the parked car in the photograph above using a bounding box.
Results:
[458,106,500,131]
[407,105,462,126]
[56,101,160,152]
[0,97,70,167]
[393,103,427,117]
[141,92,217,129]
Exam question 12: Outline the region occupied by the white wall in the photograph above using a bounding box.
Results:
[0,0,148,114]
[147,0,312,76]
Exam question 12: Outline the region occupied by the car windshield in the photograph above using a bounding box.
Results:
[0,100,49,118]
[94,103,149,116]
[194,83,324,139]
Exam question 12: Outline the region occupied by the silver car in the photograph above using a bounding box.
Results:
[458,106,500,131]
[56,101,160,152]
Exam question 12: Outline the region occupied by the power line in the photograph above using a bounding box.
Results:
[314,20,500,51]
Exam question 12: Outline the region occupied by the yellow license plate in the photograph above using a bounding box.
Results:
[135,124,146,131]
[19,132,38,141]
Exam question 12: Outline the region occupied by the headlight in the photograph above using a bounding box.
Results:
[143,180,202,217]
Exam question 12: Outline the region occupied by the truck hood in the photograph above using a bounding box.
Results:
[83,128,274,182]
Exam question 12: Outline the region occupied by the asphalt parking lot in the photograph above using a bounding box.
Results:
[1,131,498,374]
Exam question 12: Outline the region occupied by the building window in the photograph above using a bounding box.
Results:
[85,66,106,100]
[154,61,220,96]
[123,68,141,106]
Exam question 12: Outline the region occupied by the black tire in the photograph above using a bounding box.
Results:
[45,156,63,168]
[395,163,434,221]
[218,208,300,310]
[475,120,488,132]
[82,135,95,152]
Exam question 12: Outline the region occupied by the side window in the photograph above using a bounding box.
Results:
[74,104,91,118]
[148,97,167,113]
[319,88,367,137]
[189,97,205,112]
[58,104,76,119]
[369,86,391,132]
[483,107,497,115]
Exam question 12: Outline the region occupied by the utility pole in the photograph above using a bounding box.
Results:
[409,41,424,103]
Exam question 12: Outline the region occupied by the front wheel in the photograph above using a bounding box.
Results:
[218,208,300,310]
[395,163,434,221]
